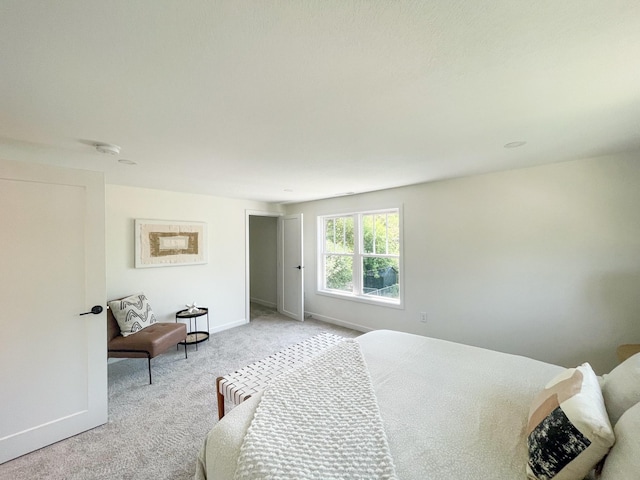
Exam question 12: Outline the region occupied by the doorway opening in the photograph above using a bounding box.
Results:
[245,211,304,323]
[247,213,279,321]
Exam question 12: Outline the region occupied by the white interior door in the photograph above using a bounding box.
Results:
[278,214,304,321]
[0,160,106,464]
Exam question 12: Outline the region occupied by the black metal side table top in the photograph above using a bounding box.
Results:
[175,307,210,348]
[176,307,208,319]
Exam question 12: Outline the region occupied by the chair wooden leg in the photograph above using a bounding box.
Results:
[148,356,152,385]
[184,342,188,359]
[216,377,225,419]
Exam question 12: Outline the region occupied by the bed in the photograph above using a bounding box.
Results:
[195,330,640,480]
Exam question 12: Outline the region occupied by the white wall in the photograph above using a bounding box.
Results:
[106,185,279,332]
[286,152,640,373]
[249,215,278,308]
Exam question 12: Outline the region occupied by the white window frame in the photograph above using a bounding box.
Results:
[317,207,403,308]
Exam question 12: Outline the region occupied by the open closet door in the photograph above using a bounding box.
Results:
[278,214,304,321]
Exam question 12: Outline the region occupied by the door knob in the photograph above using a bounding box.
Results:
[296,265,303,269]
[79,305,103,316]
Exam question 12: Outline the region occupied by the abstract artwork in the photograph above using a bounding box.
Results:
[135,219,207,268]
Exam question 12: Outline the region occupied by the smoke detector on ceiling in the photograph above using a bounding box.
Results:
[95,143,121,155]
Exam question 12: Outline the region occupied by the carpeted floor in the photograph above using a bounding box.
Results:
[0,305,360,480]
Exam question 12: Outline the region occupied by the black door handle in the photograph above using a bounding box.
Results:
[79,305,103,316]
[296,265,302,269]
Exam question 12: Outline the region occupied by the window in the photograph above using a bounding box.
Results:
[318,208,401,306]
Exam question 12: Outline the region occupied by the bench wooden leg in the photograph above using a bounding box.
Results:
[216,377,225,419]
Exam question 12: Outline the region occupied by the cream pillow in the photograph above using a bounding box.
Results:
[600,401,640,480]
[108,293,157,337]
[526,363,615,480]
[600,353,640,426]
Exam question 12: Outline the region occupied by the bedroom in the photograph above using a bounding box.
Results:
[1,1,640,478]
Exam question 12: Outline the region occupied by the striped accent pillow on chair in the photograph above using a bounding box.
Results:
[108,293,157,337]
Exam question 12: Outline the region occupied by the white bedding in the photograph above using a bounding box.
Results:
[235,340,396,479]
[196,330,564,480]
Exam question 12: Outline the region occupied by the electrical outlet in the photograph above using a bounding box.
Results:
[420,312,427,323]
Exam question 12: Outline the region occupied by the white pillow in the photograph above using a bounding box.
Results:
[600,353,640,426]
[526,363,615,480]
[108,293,157,337]
[600,401,640,480]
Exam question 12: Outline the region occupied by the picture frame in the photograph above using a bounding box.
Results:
[134,219,207,268]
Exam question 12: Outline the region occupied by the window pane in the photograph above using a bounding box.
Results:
[362,257,399,299]
[362,214,374,253]
[387,212,400,255]
[337,216,354,253]
[324,218,334,252]
[324,216,353,253]
[363,212,399,255]
[374,214,386,254]
[324,218,338,253]
[324,255,353,292]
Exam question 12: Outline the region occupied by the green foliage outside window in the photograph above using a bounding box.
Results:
[323,211,400,299]
[325,255,353,292]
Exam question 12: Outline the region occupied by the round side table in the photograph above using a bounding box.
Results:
[175,307,210,350]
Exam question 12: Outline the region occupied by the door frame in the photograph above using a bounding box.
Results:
[244,210,283,323]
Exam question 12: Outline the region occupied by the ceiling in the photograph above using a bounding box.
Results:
[1,1,640,204]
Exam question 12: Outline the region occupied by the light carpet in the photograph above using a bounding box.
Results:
[0,305,359,480]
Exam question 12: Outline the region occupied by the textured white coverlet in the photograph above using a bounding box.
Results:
[233,340,397,480]
[196,330,565,480]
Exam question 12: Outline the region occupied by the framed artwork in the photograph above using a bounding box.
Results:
[135,219,207,268]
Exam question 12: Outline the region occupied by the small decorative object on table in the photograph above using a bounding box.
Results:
[186,301,200,314]
[175,306,210,350]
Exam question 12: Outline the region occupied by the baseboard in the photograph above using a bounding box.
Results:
[305,311,371,333]
[250,298,277,309]
[209,318,248,334]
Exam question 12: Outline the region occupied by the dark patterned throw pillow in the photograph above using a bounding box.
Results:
[528,406,591,478]
[526,363,614,480]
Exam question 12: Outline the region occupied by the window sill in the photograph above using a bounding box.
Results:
[316,289,403,309]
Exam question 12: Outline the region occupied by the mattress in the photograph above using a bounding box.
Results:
[196,329,564,479]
